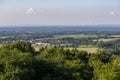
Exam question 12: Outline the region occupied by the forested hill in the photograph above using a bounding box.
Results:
[0,25,120,32]
[0,40,120,80]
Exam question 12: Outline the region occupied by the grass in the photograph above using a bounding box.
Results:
[34,47,40,51]
[0,44,4,47]
[93,38,120,42]
[111,35,120,38]
[100,38,119,42]
[32,45,42,51]
[33,44,99,53]
[54,34,97,39]
[0,36,9,39]
[65,47,100,53]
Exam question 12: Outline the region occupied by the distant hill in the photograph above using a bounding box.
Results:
[0,25,120,33]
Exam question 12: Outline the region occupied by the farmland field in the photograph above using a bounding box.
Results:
[65,47,99,53]
[33,44,99,53]
[0,44,4,47]
[54,34,98,39]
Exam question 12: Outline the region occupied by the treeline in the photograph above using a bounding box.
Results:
[0,41,120,80]
[98,39,120,55]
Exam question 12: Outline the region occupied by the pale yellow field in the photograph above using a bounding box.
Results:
[100,38,119,42]
[32,45,42,51]
[93,38,119,42]
[0,44,4,47]
[34,47,40,51]
[0,36,9,39]
[54,34,97,39]
[65,47,100,53]
[33,44,99,53]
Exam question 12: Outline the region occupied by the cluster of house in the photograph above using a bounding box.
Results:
[0,40,15,44]
[34,41,50,46]
[0,39,73,47]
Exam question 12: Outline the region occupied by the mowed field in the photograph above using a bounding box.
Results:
[37,34,98,40]
[0,44,3,47]
[93,38,120,42]
[65,47,99,53]
[99,38,120,42]
[54,34,98,39]
[34,46,99,53]
[32,45,42,51]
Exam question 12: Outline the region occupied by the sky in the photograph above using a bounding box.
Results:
[0,0,120,26]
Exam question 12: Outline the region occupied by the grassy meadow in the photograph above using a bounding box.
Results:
[33,45,100,53]
[65,47,99,53]
[54,34,98,39]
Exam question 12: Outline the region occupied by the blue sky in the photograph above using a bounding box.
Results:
[0,0,120,26]
[1,0,119,8]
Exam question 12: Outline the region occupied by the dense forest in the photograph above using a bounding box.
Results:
[0,40,120,80]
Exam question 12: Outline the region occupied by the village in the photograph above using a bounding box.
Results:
[0,38,73,48]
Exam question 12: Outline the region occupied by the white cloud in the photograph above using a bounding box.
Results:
[26,8,35,15]
[38,9,45,14]
[26,8,45,15]
[110,11,115,16]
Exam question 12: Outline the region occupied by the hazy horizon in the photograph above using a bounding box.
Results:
[0,0,120,26]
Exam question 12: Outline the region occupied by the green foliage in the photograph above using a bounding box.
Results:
[36,47,93,80]
[0,42,120,80]
[0,49,34,80]
[1,40,35,53]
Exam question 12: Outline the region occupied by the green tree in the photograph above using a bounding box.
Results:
[0,49,35,80]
